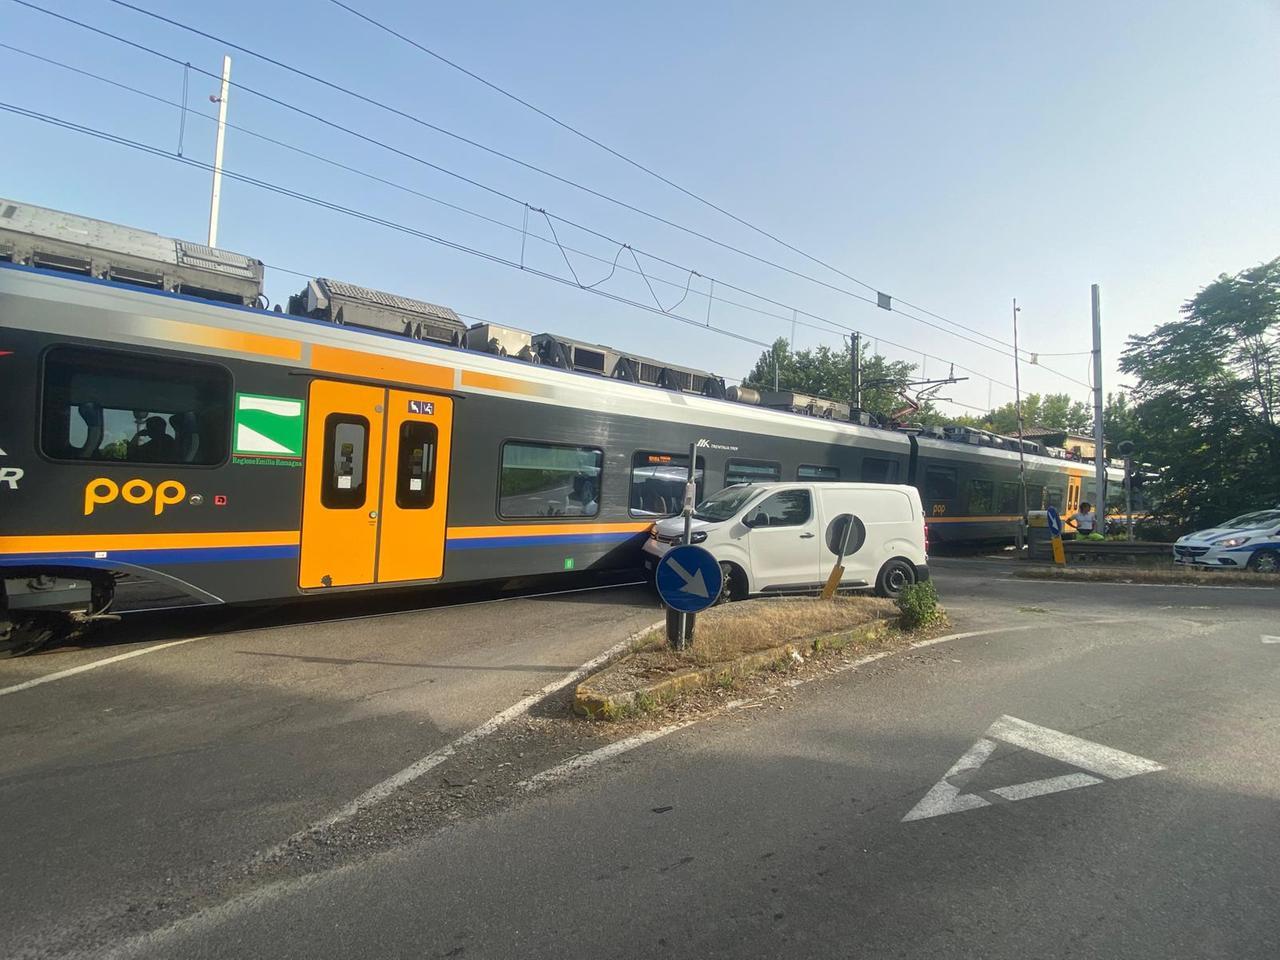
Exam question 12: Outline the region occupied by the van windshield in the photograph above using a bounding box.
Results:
[693,485,760,522]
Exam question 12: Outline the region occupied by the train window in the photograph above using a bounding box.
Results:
[860,458,899,483]
[40,346,230,465]
[998,482,1021,514]
[630,451,705,518]
[968,479,995,514]
[499,441,602,519]
[747,489,812,527]
[1047,488,1065,511]
[725,459,781,486]
[395,421,438,510]
[321,415,370,509]
[798,464,840,482]
[924,466,958,502]
[1026,485,1045,510]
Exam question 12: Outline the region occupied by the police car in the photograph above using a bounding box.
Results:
[1172,508,1280,572]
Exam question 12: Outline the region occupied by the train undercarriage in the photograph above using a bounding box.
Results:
[0,571,119,658]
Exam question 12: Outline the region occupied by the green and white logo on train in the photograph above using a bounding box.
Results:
[233,393,305,465]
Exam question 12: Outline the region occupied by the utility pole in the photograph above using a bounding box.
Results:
[207,55,232,248]
[851,331,862,409]
[1091,284,1106,522]
[1012,298,1027,551]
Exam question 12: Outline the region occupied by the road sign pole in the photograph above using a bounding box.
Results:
[669,442,699,650]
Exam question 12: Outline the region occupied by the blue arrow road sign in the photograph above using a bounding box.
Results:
[655,544,723,614]
[1046,506,1063,538]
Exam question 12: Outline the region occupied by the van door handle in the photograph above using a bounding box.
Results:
[799,532,815,539]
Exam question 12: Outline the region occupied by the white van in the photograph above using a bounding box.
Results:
[642,482,929,600]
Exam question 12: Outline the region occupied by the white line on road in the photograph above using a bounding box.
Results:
[990,772,1101,801]
[518,720,699,791]
[283,620,665,839]
[0,637,207,698]
[987,714,1165,779]
[998,578,1273,591]
[1263,635,1280,644]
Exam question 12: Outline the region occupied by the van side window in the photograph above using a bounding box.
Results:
[499,441,603,518]
[798,464,840,481]
[924,466,958,502]
[968,479,995,514]
[321,415,369,509]
[725,459,781,486]
[40,346,231,465]
[750,490,812,527]
[629,452,705,518]
[860,457,899,483]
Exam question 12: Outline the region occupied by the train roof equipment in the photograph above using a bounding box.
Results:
[0,196,264,306]
[0,195,1093,463]
[289,277,467,346]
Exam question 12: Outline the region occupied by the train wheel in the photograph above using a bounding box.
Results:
[1247,549,1280,574]
[0,617,59,659]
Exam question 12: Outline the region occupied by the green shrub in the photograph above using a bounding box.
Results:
[897,581,943,629]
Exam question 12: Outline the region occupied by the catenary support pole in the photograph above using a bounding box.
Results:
[1091,284,1105,527]
[851,331,862,410]
[207,55,231,248]
[1012,298,1027,551]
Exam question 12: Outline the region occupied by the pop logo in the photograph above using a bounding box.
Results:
[84,478,187,516]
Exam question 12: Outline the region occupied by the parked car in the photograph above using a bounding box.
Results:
[1172,509,1280,572]
[642,482,929,600]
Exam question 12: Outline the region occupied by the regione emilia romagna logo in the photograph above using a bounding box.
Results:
[233,393,305,458]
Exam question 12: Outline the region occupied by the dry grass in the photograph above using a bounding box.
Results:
[633,595,897,667]
[1015,566,1279,587]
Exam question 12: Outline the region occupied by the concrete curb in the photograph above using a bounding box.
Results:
[574,617,895,719]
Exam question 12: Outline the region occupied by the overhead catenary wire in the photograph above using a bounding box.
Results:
[0,39,1023,395]
[3,99,1036,416]
[10,0,1044,372]
[59,0,1031,361]
[321,0,1027,358]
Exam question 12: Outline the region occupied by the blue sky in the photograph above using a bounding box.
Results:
[3,0,1277,417]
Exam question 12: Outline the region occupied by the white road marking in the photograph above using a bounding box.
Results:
[0,637,206,698]
[900,737,997,821]
[990,772,1101,801]
[518,720,699,791]
[1262,635,1280,644]
[283,620,664,838]
[902,714,1165,822]
[987,714,1165,779]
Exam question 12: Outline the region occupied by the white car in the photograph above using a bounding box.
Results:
[642,481,929,600]
[1172,509,1280,572]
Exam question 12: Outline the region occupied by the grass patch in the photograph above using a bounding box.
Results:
[633,596,896,667]
[1015,566,1278,587]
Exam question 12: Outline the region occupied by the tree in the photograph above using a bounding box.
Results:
[742,338,934,424]
[981,392,1091,436]
[1118,257,1280,531]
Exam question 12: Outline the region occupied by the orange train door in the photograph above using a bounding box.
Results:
[1066,473,1082,520]
[376,389,453,583]
[299,381,452,589]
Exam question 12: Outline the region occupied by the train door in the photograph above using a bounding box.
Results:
[299,380,453,589]
[1066,474,1082,518]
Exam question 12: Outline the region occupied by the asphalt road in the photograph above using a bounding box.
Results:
[0,575,662,960]
[93,562,1280,960]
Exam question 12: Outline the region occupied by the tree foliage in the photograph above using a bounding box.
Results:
[983,393,1093,435]
[1119,257,1280,531]
[743,338,937,424]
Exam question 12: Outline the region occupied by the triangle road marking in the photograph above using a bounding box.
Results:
[902,715,1164,822]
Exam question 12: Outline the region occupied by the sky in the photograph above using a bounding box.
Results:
[3,0,1278,419]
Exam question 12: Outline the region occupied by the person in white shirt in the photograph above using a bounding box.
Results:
[1070,501,1098,538]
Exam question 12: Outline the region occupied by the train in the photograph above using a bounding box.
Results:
[0,197,1121,655]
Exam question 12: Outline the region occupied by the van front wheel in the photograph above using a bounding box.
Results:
[716,562,746,604]
[875,559,916,599]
